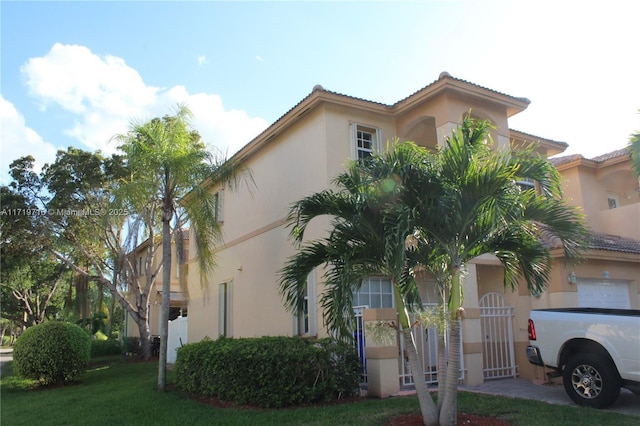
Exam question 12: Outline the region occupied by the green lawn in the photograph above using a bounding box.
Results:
[1,358,637,426]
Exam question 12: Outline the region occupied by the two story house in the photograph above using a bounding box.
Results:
[124,234,188,341]
[184,72,640,392]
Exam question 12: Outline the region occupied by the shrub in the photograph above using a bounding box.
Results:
[13,321,91,385]
[176,336,361,408]
[91,339,122,358]
[122,337,140,356]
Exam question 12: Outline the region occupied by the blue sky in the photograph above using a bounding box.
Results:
[2,0,639,183]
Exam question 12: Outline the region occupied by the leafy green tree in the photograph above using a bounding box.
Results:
[113,104,253,391]
[2,150,133,349]
[41,147,128,337]
[1,160,68,329]
[280,116,587,426]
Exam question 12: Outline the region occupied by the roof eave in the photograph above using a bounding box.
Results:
[509,129,569,156]
[233,89,391,162]
[392,75,530,117]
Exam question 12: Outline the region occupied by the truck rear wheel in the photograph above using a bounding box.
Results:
[563,353,621,408]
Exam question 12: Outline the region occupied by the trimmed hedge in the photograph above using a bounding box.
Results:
[175,336,361,408]
[91,339,122,357]
[13,321,91,385]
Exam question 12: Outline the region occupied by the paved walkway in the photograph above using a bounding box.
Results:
[0,348,13,378]
[457,377,640,417]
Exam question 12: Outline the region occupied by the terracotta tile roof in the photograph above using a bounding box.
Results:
[550,147,630,166]
[539,228,640,254]
[392,72,530,107]
[590,148,630,162]
[549,154,582,167]
[587,232,640,254]
[509,129,569,148]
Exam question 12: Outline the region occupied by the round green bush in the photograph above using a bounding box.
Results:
[13,321,91,385]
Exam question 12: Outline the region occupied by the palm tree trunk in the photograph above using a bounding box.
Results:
[157,211,172,391]
[436,326,447,412]
[439,268,463,426]
[394,285,438,426]
[403,329,439,426]
[439,317,461,426]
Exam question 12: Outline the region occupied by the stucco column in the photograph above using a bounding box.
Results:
[461,264,484,385]
[363,308,400,398]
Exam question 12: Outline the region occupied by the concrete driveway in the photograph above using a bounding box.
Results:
[459,377,640,418]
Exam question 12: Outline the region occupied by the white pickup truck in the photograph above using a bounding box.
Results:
[526,307,640,408]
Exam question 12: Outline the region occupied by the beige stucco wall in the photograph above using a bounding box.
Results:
[182,79,638,392]
[559,161,640,239]
[186,87,521,343]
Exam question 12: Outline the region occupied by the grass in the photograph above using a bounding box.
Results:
[1,358,638,426]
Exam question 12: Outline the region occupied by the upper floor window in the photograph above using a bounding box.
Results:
[137,255,144,275]
[352,124,380,161]
[607,192,619,209]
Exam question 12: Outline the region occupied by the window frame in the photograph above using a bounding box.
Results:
[214,189,224,223]
[516,177,536,192]
[351,123,380,161]
[218,280,233,337]
[295,270,317,336]
[353,276,394,309]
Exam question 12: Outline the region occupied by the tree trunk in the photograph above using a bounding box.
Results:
[439,317,461,426]
[138,313,152,360]
[403,329,439,426]
[137,292,152,360]
[436,326,447,412]
[394,284,438,426]
[157,213,172,391]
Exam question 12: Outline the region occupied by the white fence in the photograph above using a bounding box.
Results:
[352,306,368,383]
[167,316,188,364]
[353,304,463,387]
[398,304,464,386]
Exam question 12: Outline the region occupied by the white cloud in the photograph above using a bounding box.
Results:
[197,55,208,65]
[19,43,268,158]
[0,96,58,184]
[161,86,269,156]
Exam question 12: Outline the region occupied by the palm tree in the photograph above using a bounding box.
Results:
[280,142,441,425]
[406,116,587,425]
[114,104,252,391]
[280,116,588,426]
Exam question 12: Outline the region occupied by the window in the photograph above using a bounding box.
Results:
[295,270,317,336]
[607,192,619,209]
[214,189,224,223]
[298,284,309,335]
[352,124,379,160]
[137,256,143,275]
[218,280,233,337]
[516,177,536,192]
[353,277,394,308]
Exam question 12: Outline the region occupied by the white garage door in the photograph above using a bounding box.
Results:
[577,280,630,309]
